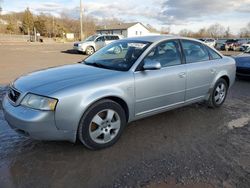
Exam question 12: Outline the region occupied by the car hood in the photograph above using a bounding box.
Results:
[75,41,93,46]
[233,54,250,68]
[234,53,250,58]
[13,64,119,95]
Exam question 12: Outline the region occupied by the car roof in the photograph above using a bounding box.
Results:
[120,35,202,43]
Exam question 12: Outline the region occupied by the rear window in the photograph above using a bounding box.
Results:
[206,47,222,60]
[105,36,119,40]
[206,39,215,42]
[181,40,210,63]
[226,39,238,43]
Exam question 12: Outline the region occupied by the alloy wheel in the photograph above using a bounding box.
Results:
[214,83,226,105]
[89,109,121,144]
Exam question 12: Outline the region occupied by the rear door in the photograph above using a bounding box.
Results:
[105,35,119,45]
[180,39,216,102]
[95,36,106,50]
[134,40,186,116]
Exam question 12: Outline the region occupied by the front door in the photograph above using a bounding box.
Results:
[95,36,106,50]
[134,40,186,116]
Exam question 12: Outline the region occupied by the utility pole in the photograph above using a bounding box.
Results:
[80,0,83,41]
[52,16,55,37]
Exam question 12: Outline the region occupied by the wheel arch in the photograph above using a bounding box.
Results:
[80,95,130,124]
[220,75,230,87]
[211,71,231,90]
[87,45,96,51]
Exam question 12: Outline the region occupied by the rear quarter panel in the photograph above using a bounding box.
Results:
[210,56,236,89]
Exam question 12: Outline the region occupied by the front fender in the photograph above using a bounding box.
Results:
[53,81,134,140]
[79,88,133,122]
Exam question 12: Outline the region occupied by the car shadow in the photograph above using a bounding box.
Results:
[61,49,85,55]
[236,76,250,81]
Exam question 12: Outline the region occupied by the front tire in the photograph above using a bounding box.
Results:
[86,46,95,56]
[208,78,228,108]
[78,99,126,150]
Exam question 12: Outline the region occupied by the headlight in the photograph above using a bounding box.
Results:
[21,94,58,111]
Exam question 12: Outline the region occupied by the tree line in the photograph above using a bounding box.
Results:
[178,23,250,38]
[0,7,250,39]
[0,8,97,39]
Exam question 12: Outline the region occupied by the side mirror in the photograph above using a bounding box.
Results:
[143,59,161,70]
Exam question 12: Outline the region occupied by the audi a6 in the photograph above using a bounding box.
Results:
[3,36,236,150]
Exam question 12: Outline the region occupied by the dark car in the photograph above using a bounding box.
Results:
[234,47,250,77]
[222,39,248,51]
[215,39,228,50]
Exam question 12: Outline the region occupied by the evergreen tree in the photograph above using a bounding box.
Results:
[22,8,34,35]
[34,16,47,36]
[6,22,15,33]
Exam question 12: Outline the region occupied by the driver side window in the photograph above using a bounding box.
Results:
[144,40,182,68]
[96,36,105,42]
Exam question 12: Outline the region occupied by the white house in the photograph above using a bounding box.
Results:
[96,22,158,38]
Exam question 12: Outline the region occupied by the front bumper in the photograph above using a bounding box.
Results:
[73,45,85,52]
[236,67,250,77]
[2,95,76,142]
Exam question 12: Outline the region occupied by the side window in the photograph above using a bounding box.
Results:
[96,36,105,42]
[206,47,222,60]
[144,40,182,68]
[105,36,112,41]
[181,40,209,63]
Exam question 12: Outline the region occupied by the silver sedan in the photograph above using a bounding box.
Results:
[2,36,236,150]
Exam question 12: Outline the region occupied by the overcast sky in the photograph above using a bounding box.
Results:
[1,0,250,34]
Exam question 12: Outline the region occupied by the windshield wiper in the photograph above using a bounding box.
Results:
[84,61,110,69]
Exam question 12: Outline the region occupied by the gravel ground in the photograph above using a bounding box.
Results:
[0,43,249,188]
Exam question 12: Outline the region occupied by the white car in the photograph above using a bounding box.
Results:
[73,34,123,55]
[199,38,216,48]
[240,41,250,51]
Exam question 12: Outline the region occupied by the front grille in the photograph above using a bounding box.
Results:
[74,43,78,47]
[8,87,21,103]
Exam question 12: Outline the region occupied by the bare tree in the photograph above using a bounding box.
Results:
[207,23,225,38]
[0,0,3,14]
[160,27,171,34]
[195,28,208,38]
[179,29,193,37]
[238,22,250,38]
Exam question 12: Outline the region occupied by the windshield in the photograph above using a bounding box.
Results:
[245,47,250,53]
[226,39,238,43]
[85,35,99,42]
[84,40,152,71]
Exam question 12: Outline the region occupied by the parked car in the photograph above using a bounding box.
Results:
[3,36,236,150]
[199,38,216,48]
[222,39,248,51]
[233,47,250,77]
[73,34,123,55]
[215,39,228,50]
[240,41,250,51]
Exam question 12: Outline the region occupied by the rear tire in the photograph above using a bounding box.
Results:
[208,78,228,108]
[78,99,126,150]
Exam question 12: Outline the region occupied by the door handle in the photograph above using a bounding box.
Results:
[178,72,186,78]
[210,68,216,74]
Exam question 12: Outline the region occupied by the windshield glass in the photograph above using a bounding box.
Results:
[245,47,250,53]
[84,40,151,71]
[85,35,99,42]
[226,39,238,43]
